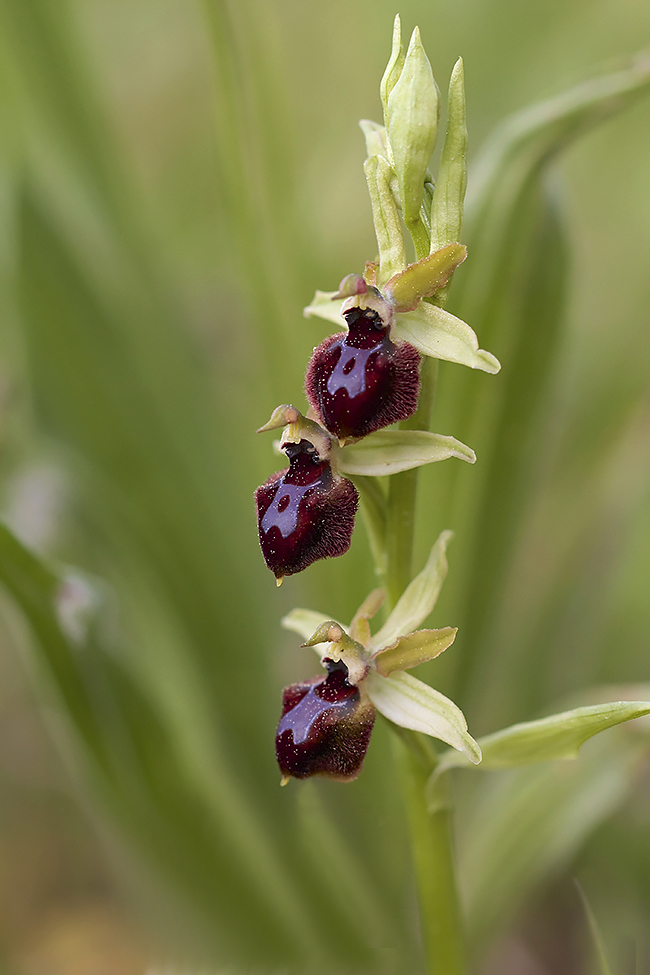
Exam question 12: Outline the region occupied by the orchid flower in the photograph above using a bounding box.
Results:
[277,531,482,781]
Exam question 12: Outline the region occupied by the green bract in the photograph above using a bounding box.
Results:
[435,700,650,775]
[359,118,388,159]
[363,153,406,285]
[430,57,468,254]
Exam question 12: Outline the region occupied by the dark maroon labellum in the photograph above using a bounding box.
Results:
[255,439,358,579]
[305,306,421,440]
[276,660,375,781]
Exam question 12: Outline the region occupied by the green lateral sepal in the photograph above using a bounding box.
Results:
[334,430,475,477]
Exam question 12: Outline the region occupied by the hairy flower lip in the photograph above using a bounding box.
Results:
[304,310,421,441]
[255,436,358,582]
[275,665,376,782]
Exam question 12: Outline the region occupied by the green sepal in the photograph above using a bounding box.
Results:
[435,700,650,774]
[303,290,347,327]
[369,531,452,651]
[383,243,467,312]
[373,627,457,677]
[303,291,501,375]
[392,302,501,373]
[335,430,475,477]
[366,670,481,764]
[304,286,501,375]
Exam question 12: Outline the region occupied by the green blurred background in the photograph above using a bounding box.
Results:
[0,0,650,972]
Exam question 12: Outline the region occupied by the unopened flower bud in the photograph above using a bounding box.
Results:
[385,26,440,232]
[276,659,375,781]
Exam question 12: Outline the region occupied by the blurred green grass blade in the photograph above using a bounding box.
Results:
[15,184,274,761]
[458,720,649,955]
[98,655,332,969]
[461,51,650,335]
[0,0,155,272]
[576,882,615,975]
[0,520,109,764]
[352,474,388,578]
[12,185,386,968]
[450,179,568,698]
[14,164,391,967]
[447,53,650,462]
[200,0,309,376]
[296,783,409,970]
[0,0,120,200]
[0,521,343,969]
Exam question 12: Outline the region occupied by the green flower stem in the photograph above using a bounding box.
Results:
[365,39,468,958]
[385,355,438,606]
[350,474,387,584]
[395,733,466,975]
[382,304,466,974]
